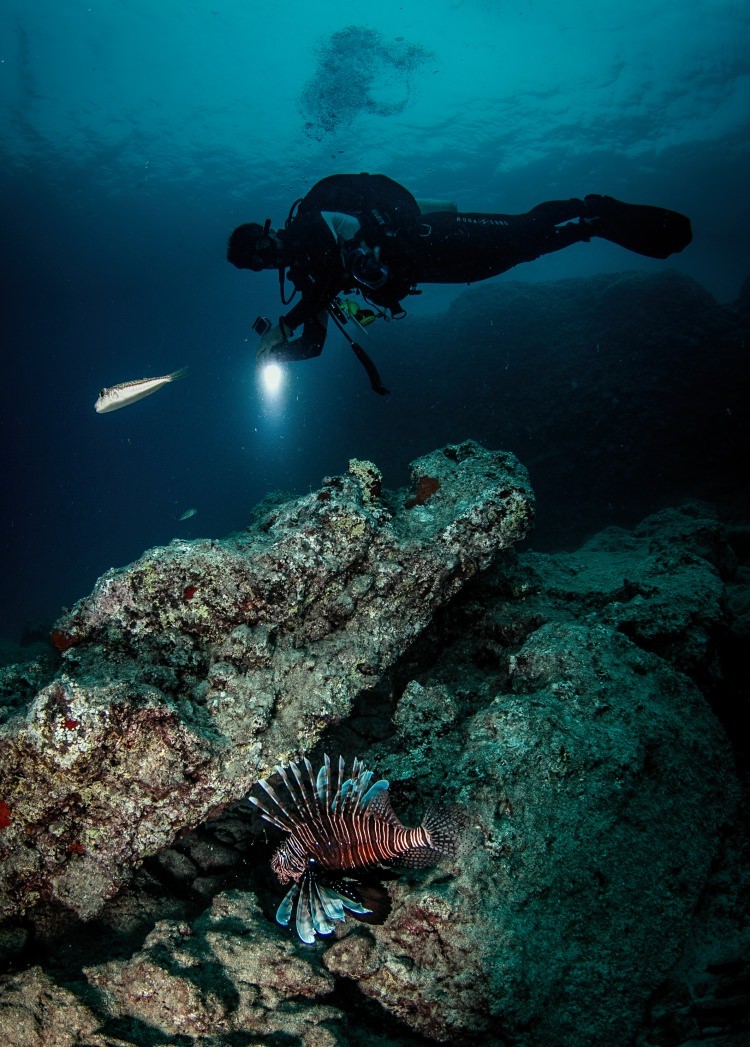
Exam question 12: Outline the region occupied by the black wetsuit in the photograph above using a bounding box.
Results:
[274,173,691,361]
[413,201,594,282]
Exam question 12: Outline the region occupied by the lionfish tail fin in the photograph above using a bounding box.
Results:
[421,804,468,858]
[392,805,467,870]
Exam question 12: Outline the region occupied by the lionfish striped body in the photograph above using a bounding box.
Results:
[249,754,460,944]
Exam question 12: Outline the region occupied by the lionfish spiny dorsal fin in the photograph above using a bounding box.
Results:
[336,758,370,815]
[331,754,350,812]
[293,758,325,827]
[351,770,375,814]
[336,777,352,812]
[247,793,290,831]
[303,755,317,800]
[274,762,301,815]
[341,766,370,812]
[348,757,364,804]
[363,785,399,824]
[249,778,297,832]
[289,761,320,825]
[316,753,332,807]
[287,762,310,816]
[306,756,331,829]
[360,777,389,810]
[302,757,321,821]
[256,777,291,816]
[260,761,311,831]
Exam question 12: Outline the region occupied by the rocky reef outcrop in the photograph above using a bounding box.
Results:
[0,442,533,921]
[1,447,748,1046]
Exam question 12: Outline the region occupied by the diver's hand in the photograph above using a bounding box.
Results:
[256,324,287,364]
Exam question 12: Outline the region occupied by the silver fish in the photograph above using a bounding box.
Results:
[94,367,188,413]
[177,508,197,521]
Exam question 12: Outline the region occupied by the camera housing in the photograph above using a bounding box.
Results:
[252,315,272,336]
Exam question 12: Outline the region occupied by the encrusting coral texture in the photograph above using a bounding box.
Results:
[0,441,533,921]
[0,449,746,1046]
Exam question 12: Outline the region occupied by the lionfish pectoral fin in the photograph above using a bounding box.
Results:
[281,872,346,943]
[310,880,344,921]
[309,876,337,935]
[326,887,372,915]
[295,875,317,945]
[275,880,301,927]
[348,883,391,924]
[320,874,391,924]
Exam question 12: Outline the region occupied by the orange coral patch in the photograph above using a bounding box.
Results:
[406,475,441,509]
[51,628,79,653]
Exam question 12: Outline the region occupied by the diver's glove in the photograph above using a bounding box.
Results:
[256,323,288,364]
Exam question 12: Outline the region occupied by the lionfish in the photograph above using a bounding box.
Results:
[248,754,461,944]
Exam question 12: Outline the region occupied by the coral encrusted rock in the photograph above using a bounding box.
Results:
[0,499,744,1047]
[0,441,533,920]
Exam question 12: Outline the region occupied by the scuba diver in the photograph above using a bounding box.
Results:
[227,173,692,394]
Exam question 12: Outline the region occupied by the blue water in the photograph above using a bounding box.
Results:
[1,0,749,641]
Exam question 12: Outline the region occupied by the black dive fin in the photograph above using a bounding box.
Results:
[349,339,390,396]
[584,195,692,259]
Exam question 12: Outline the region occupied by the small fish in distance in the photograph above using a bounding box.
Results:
[177,508,197,521]
[249,753,463,944]
[94,367,188,413]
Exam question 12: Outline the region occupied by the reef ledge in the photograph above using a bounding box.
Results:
[0,440,534,921]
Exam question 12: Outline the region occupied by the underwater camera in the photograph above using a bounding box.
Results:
[252,315,273,336]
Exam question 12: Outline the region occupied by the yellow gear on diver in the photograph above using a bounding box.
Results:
[339,298,377,327]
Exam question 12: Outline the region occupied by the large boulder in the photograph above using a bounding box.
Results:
[358,620,735,1044]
